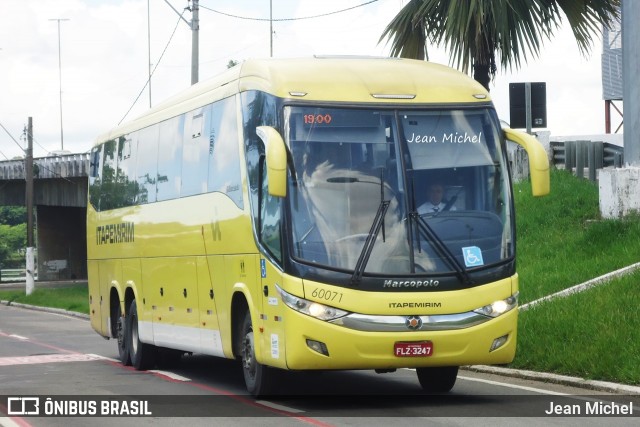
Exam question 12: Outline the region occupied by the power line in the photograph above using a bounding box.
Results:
[27,132,56,157]
[0,120,24,153]
[1,119,52,159]
[118,10,185,126]
[200,0,380,22]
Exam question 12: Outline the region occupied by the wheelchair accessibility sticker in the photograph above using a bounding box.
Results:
[260,259,267,278]
[462,246,484,268]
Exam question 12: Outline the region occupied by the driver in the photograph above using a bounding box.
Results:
[418,183,456,214]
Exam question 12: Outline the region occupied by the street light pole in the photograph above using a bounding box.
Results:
[49,18,69,151]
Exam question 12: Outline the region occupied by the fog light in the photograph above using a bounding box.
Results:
[306,339,329,356]
[490,334,509,352]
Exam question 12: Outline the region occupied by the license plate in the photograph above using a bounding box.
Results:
[394,341,433,357]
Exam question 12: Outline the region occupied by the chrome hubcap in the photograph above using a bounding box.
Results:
[242,330,256,380]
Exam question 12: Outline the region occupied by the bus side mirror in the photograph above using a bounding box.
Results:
[503,128,550,197]
[256,126,287,198]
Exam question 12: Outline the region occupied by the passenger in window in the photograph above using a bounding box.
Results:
[418,183,456,214]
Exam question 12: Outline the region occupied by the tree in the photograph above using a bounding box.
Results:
[0,206,27,226]
[380,0,620,91]
[0,223,27,268]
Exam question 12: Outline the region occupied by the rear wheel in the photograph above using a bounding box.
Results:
[126,299,156,370]
[114,302,131,366]
[416,366,458,393]
[240,310,278,396]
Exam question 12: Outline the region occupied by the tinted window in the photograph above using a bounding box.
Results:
[241,91,279,228]
[100,139,117,210]
[88,145,102,210]
[209,96,243,208]
[157,115,184,201]
[116,134,138,207]
[136,125,159,204]
[182,106,211,197]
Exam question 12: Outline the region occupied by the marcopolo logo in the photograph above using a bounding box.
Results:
[383,279,439,288]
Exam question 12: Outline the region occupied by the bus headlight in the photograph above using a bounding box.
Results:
[473,293,518,318]
[276,285,349,321]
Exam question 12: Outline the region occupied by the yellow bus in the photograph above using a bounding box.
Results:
[87,57,549,396]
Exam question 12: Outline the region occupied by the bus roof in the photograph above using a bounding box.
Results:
[96,56,491,144]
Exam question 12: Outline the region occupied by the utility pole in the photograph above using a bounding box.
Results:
[191,0,199,85]
[270,0,273,57]
[25,117,35,295]
[49,18,69,151]
[148,0,152,107]
[163,0,199,84]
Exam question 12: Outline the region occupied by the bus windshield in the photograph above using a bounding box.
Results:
[284,106,513,277]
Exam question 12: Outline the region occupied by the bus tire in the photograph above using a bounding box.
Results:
[240,310,277,396]
[126,299,156,370]
[115,302,131,366]
[416,366,458,393]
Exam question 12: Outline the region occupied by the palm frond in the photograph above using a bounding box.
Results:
[380,0,620,79]
[379,0,428,60]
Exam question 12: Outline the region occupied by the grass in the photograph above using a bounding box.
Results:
[0,168,639,385]
[512,271,640,384]
[512,168,640,385]
[0,283,89,315]
[514,169,640,303]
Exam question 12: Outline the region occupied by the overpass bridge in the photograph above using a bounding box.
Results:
[0,153,89,281]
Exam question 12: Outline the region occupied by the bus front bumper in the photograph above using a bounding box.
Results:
[280,307,518,370]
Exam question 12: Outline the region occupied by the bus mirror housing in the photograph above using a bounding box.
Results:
[256,126,287,198]
[503,128,550,196]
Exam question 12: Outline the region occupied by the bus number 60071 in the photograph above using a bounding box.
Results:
[311,288,343,303]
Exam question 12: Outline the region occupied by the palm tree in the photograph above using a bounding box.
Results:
[380,0,620,91]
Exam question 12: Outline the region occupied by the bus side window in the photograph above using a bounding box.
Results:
[157,115,184,201]
[136,125,159,204]
[182,106,210,197]
[89,145,103,210]
[100,139,117,211]
[208,96,243,208]
[116,134,137,207]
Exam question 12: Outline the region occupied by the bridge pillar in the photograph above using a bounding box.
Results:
[36,205,87,281]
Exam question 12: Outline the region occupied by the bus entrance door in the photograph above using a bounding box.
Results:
[259,257,287,369]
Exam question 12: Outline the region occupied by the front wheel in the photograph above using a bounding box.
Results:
[416,366,458,393]
[240,310,278,396]
[126,299,156,370]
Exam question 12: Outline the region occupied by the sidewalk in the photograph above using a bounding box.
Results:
[0,280,87,291]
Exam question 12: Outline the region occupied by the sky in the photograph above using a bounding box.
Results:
[0,0,617,159]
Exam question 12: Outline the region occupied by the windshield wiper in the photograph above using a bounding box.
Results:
[350,168,390,285]
[410,212,473,286]
[350,199,390,285]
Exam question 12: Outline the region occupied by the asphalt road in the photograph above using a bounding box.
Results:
[0,304,637,427]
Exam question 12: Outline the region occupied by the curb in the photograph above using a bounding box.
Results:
[3,300,638,395]
[0,299,89,320]
[463,365,640,395]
